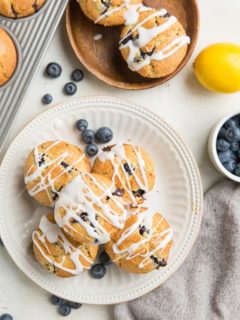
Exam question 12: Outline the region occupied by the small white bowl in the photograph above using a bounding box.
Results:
[208,111,240,182]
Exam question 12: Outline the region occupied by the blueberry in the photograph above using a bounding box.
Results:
[42,94,53,105]
[223,160,236,173]
[95,127,113,143]
[72,69,84,82]
[225,127,240,142]
[218,150,236,164]
[89,264,106,279]
[65,301,82,309]
[235,163,240,176]
[58,303,71,317]
[86,144,98,157]
[81,129,95,144]
[224,118,238,129]
[218,127,226,139]
[99,251,111,265]
[231,142,239,152]
[216,139,230,152]
[46,62,62,78]
[76,119,88,132]
[64,82,77,95]
[50,295,64,306]
[0,315,13,320]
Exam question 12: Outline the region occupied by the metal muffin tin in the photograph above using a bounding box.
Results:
[0,0,69,153]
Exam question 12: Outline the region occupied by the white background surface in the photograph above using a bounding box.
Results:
[1,0,240,319]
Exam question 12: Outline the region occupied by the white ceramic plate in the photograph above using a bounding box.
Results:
[0,96,203,304]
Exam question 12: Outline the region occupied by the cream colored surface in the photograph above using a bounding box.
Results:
[0,0,240,318]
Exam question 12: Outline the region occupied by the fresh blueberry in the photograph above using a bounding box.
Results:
[86,144,98,157]
[42,94,53,105]
[81,129,95,144]
[64,82,77,95]
[95,127,113,143]
[76,119,88,132]
[224,118,238,129]
[216,139,230,152]
[235,163,240,176]
[99,251,112,265]
[58,304,71,317]
[225,127,240,142]
[231,142,239,152]
[218,127,226,139]
[0,314,13,320]
[72,69,84,82]
[65,301,82,309]
[218,150,236,164]
[51,295,64,306]
[223,160,236,173]
[46,62,62,78]
[89,263,106,279]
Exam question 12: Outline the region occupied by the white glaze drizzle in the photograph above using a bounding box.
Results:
[97,144,150,206]
[119,8,191,71]
[32,215,93,275]
[54,173,127,244]
[24,141,86,205]
[112,210,173,269]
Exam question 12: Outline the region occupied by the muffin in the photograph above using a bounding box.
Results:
[33,212,98,277]
[24,141,90,207]
[92,144,155,206]
[0,28,17,86]
[105,209,173,273]
[0,0,46,18]
[119,8,190,78]
[79,0,143,26]
[54,172,127,245]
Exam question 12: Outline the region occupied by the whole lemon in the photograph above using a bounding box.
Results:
[193,43,240,93]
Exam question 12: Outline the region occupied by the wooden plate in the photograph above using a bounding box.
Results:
[66,0,199,90]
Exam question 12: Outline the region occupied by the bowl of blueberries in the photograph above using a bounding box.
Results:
[209,112,240,182]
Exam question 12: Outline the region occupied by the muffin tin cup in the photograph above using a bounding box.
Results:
[208,111,240,183]
[0,0,50,22]
[0,25,22,91]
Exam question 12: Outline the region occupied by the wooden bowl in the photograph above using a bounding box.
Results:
[66,0,199,90]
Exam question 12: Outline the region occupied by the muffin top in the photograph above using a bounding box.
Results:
[92,143,155,207]
[54,172,127,245]
[120,8,190,78]
[0,0,46,18]
[0,28,17,86]
[24,141,91,207]
[33,212,98,277]
[105,208,173,273]
[79,0,143,27]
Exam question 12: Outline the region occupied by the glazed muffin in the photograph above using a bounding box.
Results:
[33,212,98,277]
[119,8,190,78]
[92,144,155,207]
[0,28,17,86]
[0,0,46,18]
[79,0,143,26]
[54,172,127,245]
[24,141,90,207]
[105,209,173,273]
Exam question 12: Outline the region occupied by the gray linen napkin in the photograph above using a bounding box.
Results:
[114,179,240,320]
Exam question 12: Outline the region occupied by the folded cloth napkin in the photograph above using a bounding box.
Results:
[114,179,240,320]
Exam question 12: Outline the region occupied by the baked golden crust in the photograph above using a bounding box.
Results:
[105,209,173,273]
[24,141,91,207]
[54,172,127,245]
[79,0,142,26]
[120,9,189,78]
[92,144,155,206]
[33,212,98,278]
[0,0,46,18]
[0,28,17,86]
